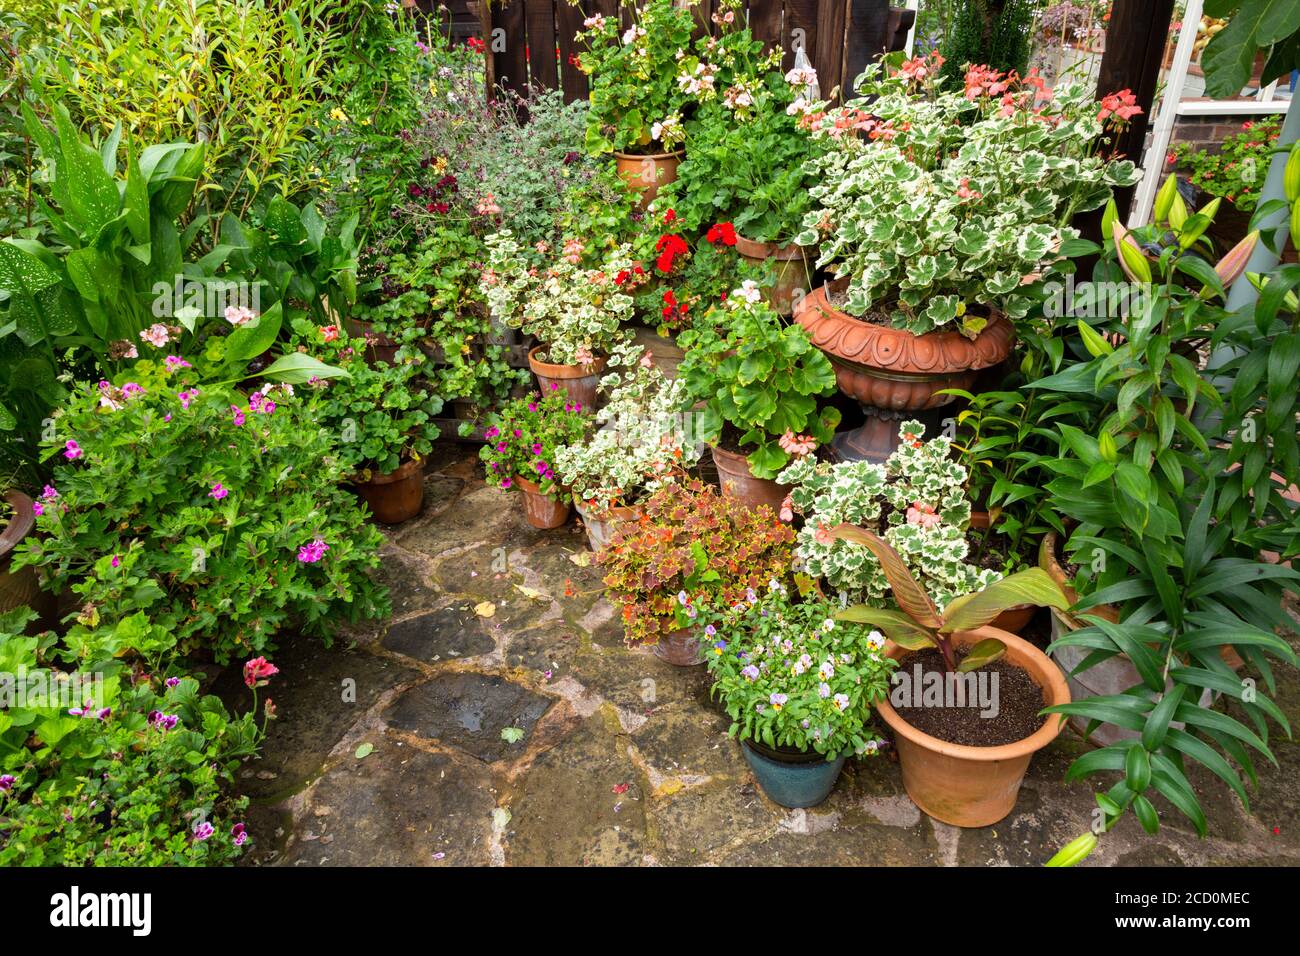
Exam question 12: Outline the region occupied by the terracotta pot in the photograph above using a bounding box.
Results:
[794,284,1014,462]
[1,490,54,625]
[876,626,1070,828]
[630,323,686,380]
[614,148,684,208]
[733,233,812,317]
[709,444,789,516]
[343,318,402,366]
[1038,531,1119,622]
[527,346,604,410]
[652,627,704,666]
[515,475,571,530]
[967,511,1033,634]
[573,497,643,553]
[355,457,426,524]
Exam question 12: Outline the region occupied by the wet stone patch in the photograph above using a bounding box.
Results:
[383,672,552,761]
[381,606,496,662]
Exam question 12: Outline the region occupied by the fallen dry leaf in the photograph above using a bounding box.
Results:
[474,601,496,618]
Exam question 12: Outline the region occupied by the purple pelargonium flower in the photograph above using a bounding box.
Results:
[166,677,181,688]
[231,822,248,847]
[230,405,246,426]
[64,440,82,460]
[192,821,215,841]
[485,426,500,440]
[209,483,228,500]
[297,537,329,564]
[0,774,15,792]
[164,355,191,372]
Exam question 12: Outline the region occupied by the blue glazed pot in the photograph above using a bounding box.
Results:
[741,741,846,808]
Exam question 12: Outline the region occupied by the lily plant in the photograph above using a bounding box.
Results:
[829,524,1070,673]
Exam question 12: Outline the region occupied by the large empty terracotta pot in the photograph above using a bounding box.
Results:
[876,626,1070,828]
[794,285,1014,462]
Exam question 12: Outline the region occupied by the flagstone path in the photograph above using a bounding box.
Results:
[223,446,1300,867]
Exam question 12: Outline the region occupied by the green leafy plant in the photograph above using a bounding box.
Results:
[797,53,1139,336]
[479,389,589,499]
[832,524,1069,673]
[699,583,897,759]
[574,0,696,155]
[1171,117,1282,214]
[13,376,390,663]
[676,292,840,478]
[0,607,268,866]
[599,478,795,647]
[778,420,1001,607]
[1198,0,1300,99]
[553,355,699,512]
[291,321,442,476]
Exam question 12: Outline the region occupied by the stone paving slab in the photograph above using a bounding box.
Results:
[240,446,1300,867]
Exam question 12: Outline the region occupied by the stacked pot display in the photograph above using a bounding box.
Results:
[795,284,1015,463]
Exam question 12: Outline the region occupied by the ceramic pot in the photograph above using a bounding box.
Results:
[1,490,54,624]
[876,626,1070,828]
[741,740,846,809]
[573,497,643,553]
[614,149,684,208]
[355,457,425,524]
[794,284,1014,462]
[527,346,604,410]
[652,627,704,666]
[709,445,789,516]
[515,475,571,530]
[733,233,812,316]
[343,317,402,366]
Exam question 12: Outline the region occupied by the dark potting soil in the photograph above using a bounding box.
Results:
[891,648,1046,747]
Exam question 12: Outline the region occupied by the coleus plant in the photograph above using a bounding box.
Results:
[830,525,1069,673]
[676,287,840,478]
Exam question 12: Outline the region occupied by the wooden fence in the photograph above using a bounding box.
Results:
[469,1,915,105]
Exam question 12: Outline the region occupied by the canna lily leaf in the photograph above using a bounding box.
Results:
[835,605,935,649]
[830,524,942,628]
[941,568,1070,633]
[956,638,1006,673]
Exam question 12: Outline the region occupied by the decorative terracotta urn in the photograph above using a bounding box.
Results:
[614,149,684,208]
[794,284,1015,462]
[733,233,812,317]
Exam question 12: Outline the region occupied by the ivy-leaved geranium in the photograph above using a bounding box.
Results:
[797,53,1141,336]
[600,478,794,648]
[291,320,443,476]
[576,0,697,154]
[777,420,999,608]
[553,349,701,511]
[480,388,590,499]
[676,287,840,478]
[698,583,896,759]
[14,376,390,663]
[480,230,641,366]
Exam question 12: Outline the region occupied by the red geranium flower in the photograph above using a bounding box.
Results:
[243,657,279,688]
[706,221,737,246]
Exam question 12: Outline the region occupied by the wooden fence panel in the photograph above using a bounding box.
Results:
[556,0,591,102]
[478,1,911,106]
